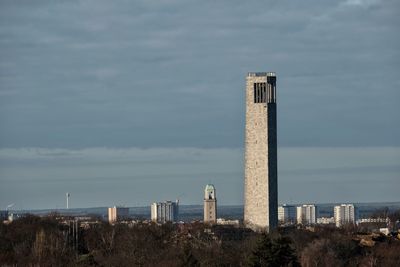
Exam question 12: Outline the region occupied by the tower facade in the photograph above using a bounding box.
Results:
[203,184,217,224]
[244,72,278,232]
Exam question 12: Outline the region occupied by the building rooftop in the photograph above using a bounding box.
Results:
[247,72,276,77]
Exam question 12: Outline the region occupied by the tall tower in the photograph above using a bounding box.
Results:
[203,184,217,224]
[244,72,278,232]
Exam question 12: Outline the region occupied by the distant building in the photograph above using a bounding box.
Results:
[297,204,317,225]
[379,228,390,235]
[204,184,217,224]
[151,200,179,223]
[278,204,296,224]
[8,213,15,222]
[108,206,129,224]
[217,218,240,226]
[357,217,389,224]
[317,217,335,225]
[0,210,8,222]
[334,204,356,227]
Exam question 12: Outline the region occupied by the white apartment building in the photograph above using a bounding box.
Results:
[278,204,297,224]
[334,204,356,227]
[151,200,179,223]
[108,206,129,224]
[296,204,317,225]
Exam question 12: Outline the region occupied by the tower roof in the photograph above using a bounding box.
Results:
[204,184,216,199]
[205,184,215,191]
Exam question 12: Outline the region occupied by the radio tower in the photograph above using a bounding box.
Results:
[66,192,70,209]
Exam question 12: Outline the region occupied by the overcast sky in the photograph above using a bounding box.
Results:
[0,0,399,209]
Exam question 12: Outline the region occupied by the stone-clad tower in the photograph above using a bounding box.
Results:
[244,72,278,232]
[203,184,217,224]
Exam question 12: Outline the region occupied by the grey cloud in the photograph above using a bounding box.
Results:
[0,1,399,207]
[1,0,398,149]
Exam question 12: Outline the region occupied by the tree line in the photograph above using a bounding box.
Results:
[0,214,399,266]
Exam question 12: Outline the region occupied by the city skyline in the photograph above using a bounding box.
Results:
[0,0,399,209]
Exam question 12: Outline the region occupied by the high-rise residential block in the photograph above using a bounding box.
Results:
[151,200,179,223]
[278,204,297,224]
[296,204,317,225]
[244,72,278,232]
[203,184,217,224]
[0,210,8,222]
[108,206,129,224]
[334,204,356,227]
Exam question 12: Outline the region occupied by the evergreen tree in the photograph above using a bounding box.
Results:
[248,234,299,267]
[179,244,199,267]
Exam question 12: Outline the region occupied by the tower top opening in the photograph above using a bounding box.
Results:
[204,184,216,199]
[247,72,276,77]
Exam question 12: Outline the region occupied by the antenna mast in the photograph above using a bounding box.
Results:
[66,192,70,209]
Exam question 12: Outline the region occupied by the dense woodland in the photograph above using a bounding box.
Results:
[1,213,400,267]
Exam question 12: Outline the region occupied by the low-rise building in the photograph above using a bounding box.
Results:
[317,216,335,225]
[379,228,390,235]
[216,218,240,226]
[357,217,389,224]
